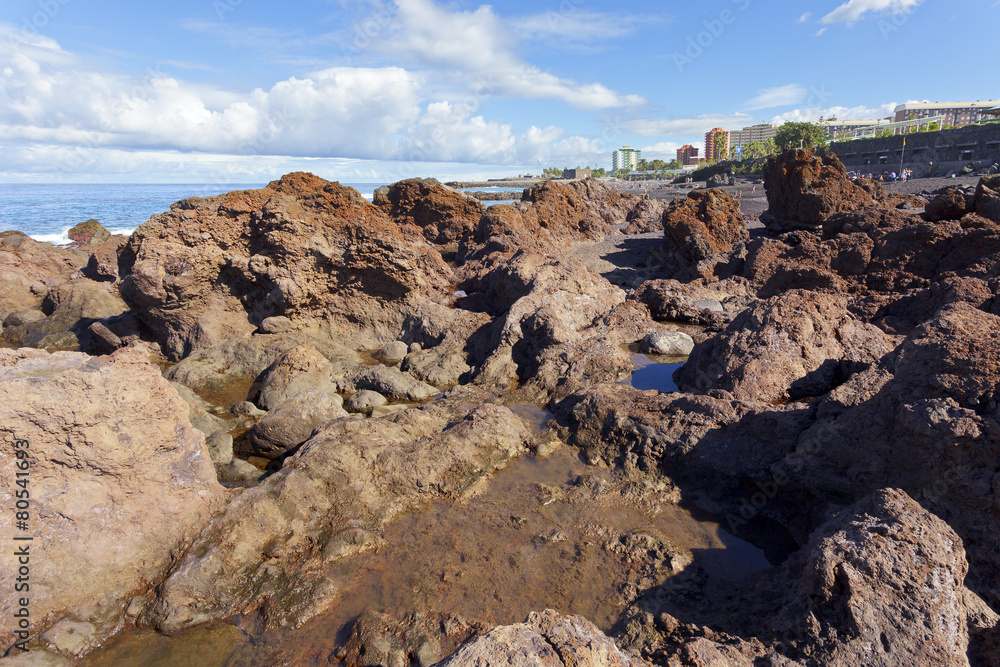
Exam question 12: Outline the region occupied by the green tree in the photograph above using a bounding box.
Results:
[774,122,828,150]
[591,167,606,178]
[542,167,562,179]
[666,158,682,170]
[713,132,729,161]
[761,138,778,156]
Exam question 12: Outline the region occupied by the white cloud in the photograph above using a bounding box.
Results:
[797,12,813,22]
[821,0,921,24]
[622,114,754,136]
[511,11,651,45]
[640,141,682,157]
[379,0,644,110]
[744,84,808,110]
[815,28,828,36]
[0,20,607,169]
[770,102,898,124]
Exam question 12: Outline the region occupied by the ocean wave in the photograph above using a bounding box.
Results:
[28,226,137,246]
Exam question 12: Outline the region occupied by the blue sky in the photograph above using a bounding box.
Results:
[1,0,997,183]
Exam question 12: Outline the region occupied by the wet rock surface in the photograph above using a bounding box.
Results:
[11,167,1000,665]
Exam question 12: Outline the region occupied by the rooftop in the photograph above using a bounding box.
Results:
[894,100,1000,112]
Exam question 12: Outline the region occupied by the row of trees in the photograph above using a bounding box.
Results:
[541,166,607,179]
[543,122,842,179]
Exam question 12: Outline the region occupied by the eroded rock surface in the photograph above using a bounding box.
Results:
[0,348,223,650]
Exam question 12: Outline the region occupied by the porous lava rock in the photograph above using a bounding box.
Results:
[119,172,455,360]
[762,149,877,232]
[373,178,486,245]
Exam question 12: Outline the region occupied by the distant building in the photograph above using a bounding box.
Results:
[893,100,1000,128]
[561,168,591,180]
[676,144,700,166]
[704,127,729,161]
[817,119,888,139]
[613,146,641,172]
[728,123,778,151]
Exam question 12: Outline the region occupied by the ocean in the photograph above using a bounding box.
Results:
[0,182,387,245]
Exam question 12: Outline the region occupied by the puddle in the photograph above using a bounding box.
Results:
[223,446,772,665]
[80,444,773,666]
[625,353,685,393]
[194,377,257,408]
[78,623,246,667]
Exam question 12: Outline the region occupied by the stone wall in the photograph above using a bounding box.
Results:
[830,123,1000,176]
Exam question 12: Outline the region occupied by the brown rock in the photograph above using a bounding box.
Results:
[975,174,1000,223]
[67,219,111,249]
[249,389,348,459]
[0,231,86,321]
[153,403,531,633]
[661,189,748,278]
[258,344,339,410]
[675,290,896,402]
[622,198,667,234]
[373,177,486,245]
[83,234,128,283]
[435,610,650,667]
[762,149,877,232]
[925,187,971,222]
[118,173,455,360]
[772,489,969,667]
[0,348,223,649]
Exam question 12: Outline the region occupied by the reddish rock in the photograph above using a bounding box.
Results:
[976,175,1000,223]
[623,198,667,234]
[925,187,971,222]
[675,290,896,403]
[373,177,485,245]
[663,189,748,261]
[762,149,877,232]
[66,219,111,249]
[0,231,86,321]
[118,173,455,360]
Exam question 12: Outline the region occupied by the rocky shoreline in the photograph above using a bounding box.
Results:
[1,157,999,665]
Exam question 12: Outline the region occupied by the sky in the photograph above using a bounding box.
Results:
[1,0,998,183]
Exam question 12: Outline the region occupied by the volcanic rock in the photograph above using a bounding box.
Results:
[344,389,388,413]
[436,610,649,667]
[0,348,223,649]
[622,198,667,234]
[258,344,340,410]
[118,172,455,360]
[67,219,111,249]
[249,389,348,459]
[675,290,896,403]
[373,178,485,245]
[976,174,1000,223]
[660,189,748,279]
[762,149,877,232]
[925,187,971,222]
[153,403,531,633]
[641,331,694,357]
[0,231,86,321]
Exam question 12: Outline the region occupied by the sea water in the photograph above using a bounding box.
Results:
[0,182,386,244]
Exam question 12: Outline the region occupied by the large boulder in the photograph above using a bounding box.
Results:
[771,488,969,666]
[762,149,877,232]
[975,175,1000,223]
[152,403,531,633]
[248,389,348,459]
[373,177,486,245]
[622,198,667,235]
[660,189,748,278]
[66,219,111,249]
[118,173,455,360]
[436,610,649,667]
[0,279,129,351]
[780,301,1000,606]
[925,187,971,222]
[257,344,341,410]
[0,348,224,650]
[676,290,896,403]
[0,231,86,322]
